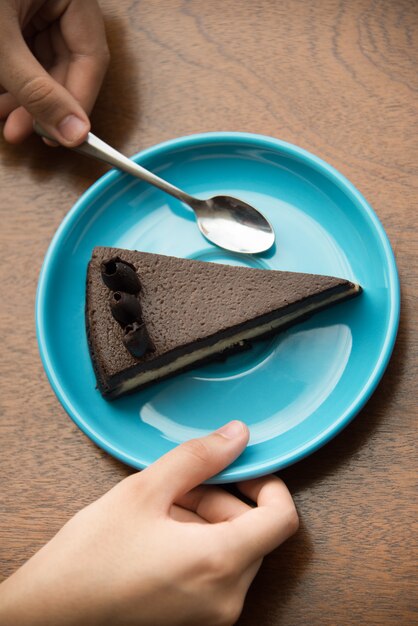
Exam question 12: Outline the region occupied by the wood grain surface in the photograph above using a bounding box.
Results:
[1,1,417,624]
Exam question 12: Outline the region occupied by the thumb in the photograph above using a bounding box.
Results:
[0,28,89,146]
[143,421,249,508]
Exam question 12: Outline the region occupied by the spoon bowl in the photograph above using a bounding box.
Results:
[34,124,275,254]
[193,195,275,254]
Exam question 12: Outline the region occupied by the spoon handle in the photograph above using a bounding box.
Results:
[33,123,197,206]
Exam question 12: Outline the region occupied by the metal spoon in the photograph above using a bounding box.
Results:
[34,124,275,254]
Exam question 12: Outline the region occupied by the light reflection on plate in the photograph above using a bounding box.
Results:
[140,324,352,445]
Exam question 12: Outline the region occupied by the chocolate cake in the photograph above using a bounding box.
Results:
[86,246,361,399]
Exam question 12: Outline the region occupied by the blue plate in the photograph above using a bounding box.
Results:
[36,132,400,483]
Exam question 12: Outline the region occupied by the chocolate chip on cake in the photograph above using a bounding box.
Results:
[109,291,142,326]
[123,321,151,358]
[101,257,141,294]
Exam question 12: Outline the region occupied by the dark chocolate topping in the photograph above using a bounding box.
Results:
[109,291,142,326]
[101,257,141,294]
[123,321,151,358]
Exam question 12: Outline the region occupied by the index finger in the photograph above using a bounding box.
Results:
[224,476,299,567]
[47,0,110,114]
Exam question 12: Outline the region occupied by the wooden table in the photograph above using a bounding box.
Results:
[1,1,417,624]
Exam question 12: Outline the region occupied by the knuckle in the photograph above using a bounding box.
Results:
[88,46,111,71]
[19,76,56,113]
[117,472,152,505]
[285,503,300,536]
[182,438,212,465]
[200,548,224,578]
[214,598,243,626]
[125,471,153,497]
[203,546,235,582]
[224,599,243,625]
[208,551,227,577]
[120,471,142,492]
[91,46,111,70]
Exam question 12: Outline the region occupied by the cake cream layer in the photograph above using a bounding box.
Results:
[113,284,360,397]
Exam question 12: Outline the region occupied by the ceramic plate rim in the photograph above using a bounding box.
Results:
[35,132,400,481]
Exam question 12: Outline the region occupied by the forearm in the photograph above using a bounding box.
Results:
[0,565,63,626]
[0,534,107,626]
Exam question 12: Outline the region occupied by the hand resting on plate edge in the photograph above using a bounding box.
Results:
[0,421,299,626]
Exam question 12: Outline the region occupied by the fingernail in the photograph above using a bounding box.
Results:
[57,115,88,143]
[216,420,246,440]
[42,137,59,148]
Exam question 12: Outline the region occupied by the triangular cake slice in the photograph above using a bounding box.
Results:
[86,246,361,399]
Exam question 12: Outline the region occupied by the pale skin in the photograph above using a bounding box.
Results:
[0,421,299,625]
[0,3,299,624]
